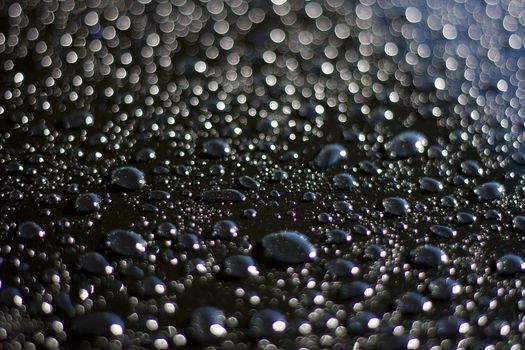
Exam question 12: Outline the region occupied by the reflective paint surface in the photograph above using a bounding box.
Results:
[1,0,525,348]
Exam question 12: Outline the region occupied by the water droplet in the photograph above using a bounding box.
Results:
[362,245,386,260]
[410,245,448,268]
[223,255,258,278]
[496,254,524,275]
[187,307,227,343]
[314,144,347,170]
[111,166,146,191]
[75,193,101,213]
[133,148,156,162]
[0,287,24,306]
[105,229,147,258]
[238,175,260,189]
[512,152,525,165]
[78,252,113,275]
[473,182,505,202]
[456,212,477,224]
[202,139,231,158]
[461,160,484,177]
[17,221,45,239]
[429,225,457,238]
[333,173,358,190]
[261,231,316,264]
[61,111,94,130]
[212,220,239,239]
[325,258,356,277]
[385,131,427,158]
[250,309,287,338]
[419,177,443,193]
[156,222,177,238]
[397,292,431,314]
[338,281,372,300]
[382,197,409,216]
[200,189,246,203]
[72,312,124,337]
[428,278,460,300]
[325,229,351,244]
[512,216,525,232]
[178,233,200,250]
[347,311,380,334]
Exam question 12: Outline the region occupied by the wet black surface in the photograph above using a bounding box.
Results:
[1,0,525,349]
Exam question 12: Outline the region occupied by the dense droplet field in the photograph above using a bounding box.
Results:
[1,0,525,349]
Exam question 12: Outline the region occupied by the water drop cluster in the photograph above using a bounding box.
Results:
[1,0,525,348]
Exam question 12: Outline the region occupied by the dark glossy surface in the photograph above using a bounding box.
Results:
[1,0,525,349]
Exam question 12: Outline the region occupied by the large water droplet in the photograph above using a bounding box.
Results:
[314,144,347,170]
[71,312,124,337]
[333,173,358,191]
[419,177,443,193]
[397,292,431,314]
[75,193,101,213]
[200,189,246,203]
[105,229,147,258]
[78,252,113,275]
[187,307,227,343]
[496,254,524,275]
[238,175,260,189]
[212,220,239,239]
[202,139,231,158]
[61,110,94,130]
[429,225,457,238]
[473,182,505,201]
[17,221,45,239]
[261,231,317,264]
[461,160,484,177]
[111,166,146,191]
[385,131,427,158]
[410,245,448,268]
[250,309,287,338]
[382,197,409,216]
[223,255,258,278]
[428,277,460,300]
